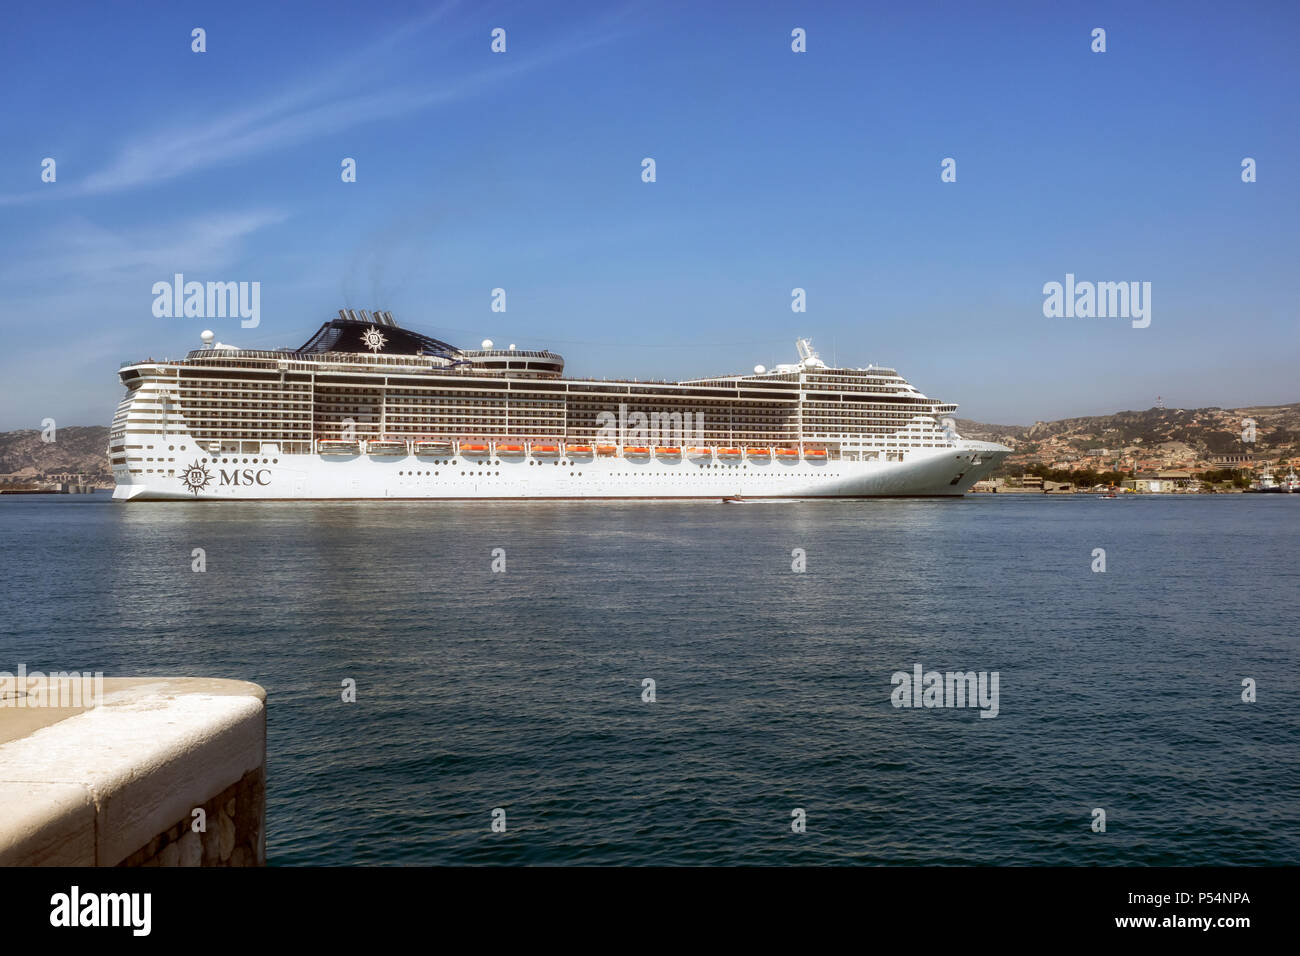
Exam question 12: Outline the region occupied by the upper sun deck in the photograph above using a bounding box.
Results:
[121,309,566,379]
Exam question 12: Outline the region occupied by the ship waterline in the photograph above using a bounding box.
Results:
[109,310,1010,500]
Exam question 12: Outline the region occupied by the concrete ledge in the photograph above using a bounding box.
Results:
[0,678,266,866]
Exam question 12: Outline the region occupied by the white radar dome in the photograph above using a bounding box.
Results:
[754,364,766,374]
[200,330,215,346]
[481,339,494,350]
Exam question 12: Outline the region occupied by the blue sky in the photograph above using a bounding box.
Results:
[1,0,1296,428]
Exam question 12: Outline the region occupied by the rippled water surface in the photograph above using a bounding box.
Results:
[2,493,1297,864]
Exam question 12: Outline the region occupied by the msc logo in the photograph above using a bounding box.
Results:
[220,468,271,486]
[177,462,271,494]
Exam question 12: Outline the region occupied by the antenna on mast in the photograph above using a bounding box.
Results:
[795,338,826,369]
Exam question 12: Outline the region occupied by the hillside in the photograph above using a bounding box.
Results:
[956,403,1300,458]
[0,426,111,480]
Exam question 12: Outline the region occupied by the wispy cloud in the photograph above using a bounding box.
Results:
[1,209,287,284]
[0,4,630,205]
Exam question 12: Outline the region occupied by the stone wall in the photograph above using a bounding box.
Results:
[118,766,265,867]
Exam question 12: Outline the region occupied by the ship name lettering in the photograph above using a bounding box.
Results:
[219,468,272,486]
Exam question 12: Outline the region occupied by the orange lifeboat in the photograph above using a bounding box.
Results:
[804,448,827,459]
[596,444,618,457]
[718,448,742,459]
[746,447,771,459]
[686,447,713,458]
[459,442,489,456]
[531,444,560,457]
[775,448,799,458]
[567,444,594,456]
[496,444,526,457]
[624,446,651,456]
[655,446,681,457]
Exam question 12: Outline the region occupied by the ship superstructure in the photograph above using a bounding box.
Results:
[109,310,1010,500]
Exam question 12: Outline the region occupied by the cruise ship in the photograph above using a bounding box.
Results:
[109,310,1011,500]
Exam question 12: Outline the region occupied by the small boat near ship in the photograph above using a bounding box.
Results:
[1245,470,1299,493]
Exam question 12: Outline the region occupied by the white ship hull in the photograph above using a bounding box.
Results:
[113,437,1009,501]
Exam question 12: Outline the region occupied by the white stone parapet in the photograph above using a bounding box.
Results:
[0,677,266,866]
